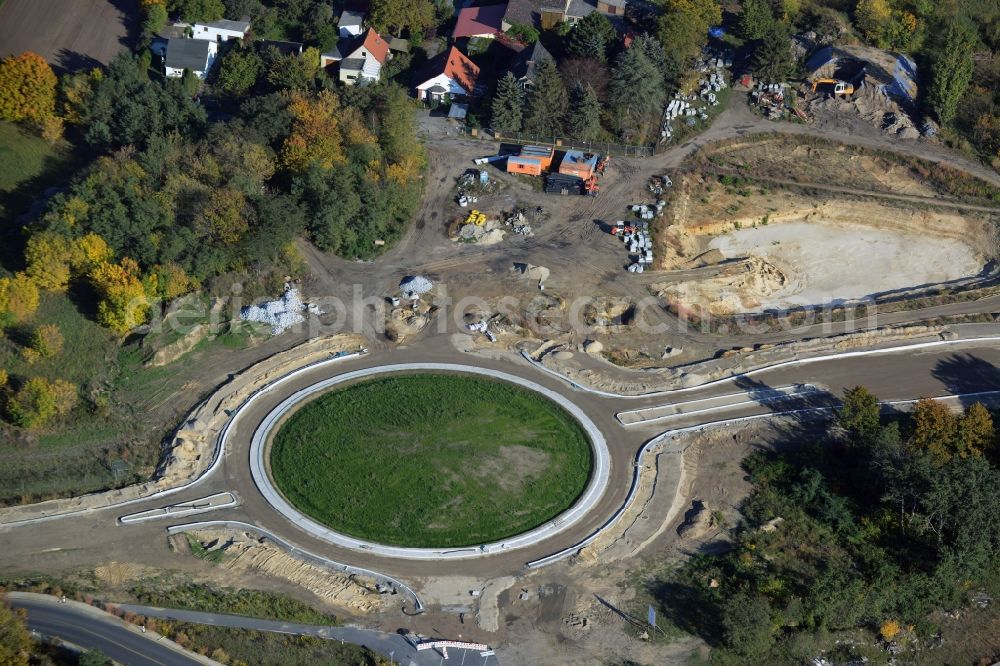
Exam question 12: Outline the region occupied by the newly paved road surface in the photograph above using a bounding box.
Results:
[115,604,496,666]
[9,593,212,666]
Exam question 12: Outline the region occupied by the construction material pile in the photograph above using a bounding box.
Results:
[807,81,919,138]
[660,49,730,142]
[240,286,309,335]
[399,275,433,298]
[750,83,788,119]
[611,220,655,272]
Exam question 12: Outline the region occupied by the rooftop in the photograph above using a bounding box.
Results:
[339,8,365,27]
[510,40,552,82]
[195,18,250,33]
[453,4,506,38]
[165,38,212,71]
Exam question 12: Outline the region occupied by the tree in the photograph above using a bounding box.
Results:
[369,0,435,36]
[721,592,774,656]
[59,68,103,126]
[657,0,722,64]
[910,398,958,463]
[739,0,774,40]
[634,33,677,91]
[0,52,58,122]
[89,258,151,335]
[608,45,665,141]
[957,402,994,458]
[560,57,610,103]
[0,598,30,666]
[167,0,224,22]
[928,20,976,125]
[142,1,168,34]
[5,377,76,429]
[854,0,891,45]
[199,188,248,243]
[750,24,796,82]
[565,12,617,61]
[0,273,40,325]
[78,650,113,666]
[266,47,320,91]
[522,59,568,137]
[216,48,262,97]
[280,90,345,172]
[568,82,601,141]
[839,386,881,443]
[490,72,524,134]
[506,22,539,44]
[29,323,65,359]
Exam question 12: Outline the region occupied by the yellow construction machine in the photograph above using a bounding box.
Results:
[811,78,854,96]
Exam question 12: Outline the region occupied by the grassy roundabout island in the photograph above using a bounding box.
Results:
[269,373,593,548]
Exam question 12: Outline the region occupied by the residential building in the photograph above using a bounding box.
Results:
[338,7,365,38]
[414,46,480,102]
[503,0,628,28]
[453,4,506,39]
[508,40,552,88]
[258,39,303,56]
[192,18,250,43]
[321,28,390,85]
[164,38,217,78]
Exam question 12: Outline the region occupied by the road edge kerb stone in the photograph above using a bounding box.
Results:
[248,363,612,560]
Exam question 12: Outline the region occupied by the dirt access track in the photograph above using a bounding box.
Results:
[0,0,140,73]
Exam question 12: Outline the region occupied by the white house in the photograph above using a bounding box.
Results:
[192,18,250,43]
[320,28,391,86]
[414,46,480,102]
[338,8,365,39]
[164,38,218,79]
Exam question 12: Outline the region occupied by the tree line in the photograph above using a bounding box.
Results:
[659,387,1000,661]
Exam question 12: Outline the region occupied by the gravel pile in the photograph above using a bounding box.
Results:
[399,276,433,298]
[240,288,306,335]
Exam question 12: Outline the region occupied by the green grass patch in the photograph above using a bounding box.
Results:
[0,121,80,230]
[270,373,593,548]
[129,581,339,625]
[185,535,226,563]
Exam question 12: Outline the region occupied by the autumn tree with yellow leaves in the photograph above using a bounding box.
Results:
[0,52,58,123]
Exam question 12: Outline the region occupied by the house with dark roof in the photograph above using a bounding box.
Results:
[338,7,365,38]
[509,41,552,88]
[504,0,628,28]
[414,46,480,102]
[453,4,506,39]
[164,38,217,79]
[320,28,390,86]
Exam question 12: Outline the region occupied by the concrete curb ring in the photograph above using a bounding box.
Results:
[247,363,612,560]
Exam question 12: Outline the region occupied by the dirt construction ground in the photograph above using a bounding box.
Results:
[0,0,139,73]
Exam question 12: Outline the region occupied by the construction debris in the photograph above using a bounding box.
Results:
[239,285,322,335]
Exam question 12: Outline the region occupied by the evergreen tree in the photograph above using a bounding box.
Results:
[750,24,796,82]
[490,72,524,134]
[738,0,774,40]
[565,12,617,62]
[523,59,568,138]
[567,82,601,141]
[608,46,664,141]
[928,19,976,124]
[634,33,677,90]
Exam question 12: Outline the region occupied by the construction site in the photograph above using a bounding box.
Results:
[5,81,1000,666]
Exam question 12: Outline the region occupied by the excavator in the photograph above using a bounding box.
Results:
[811,78,854,96]
[583,175,600,197]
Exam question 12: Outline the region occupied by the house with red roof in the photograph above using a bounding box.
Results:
[453,4,507,39]
[319,28,390,86]
[414,46,480,102]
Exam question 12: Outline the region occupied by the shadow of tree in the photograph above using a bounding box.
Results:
[53,49,103,74]
[931,353,1000,406]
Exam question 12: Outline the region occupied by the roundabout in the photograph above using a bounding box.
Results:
[247,363,613,560]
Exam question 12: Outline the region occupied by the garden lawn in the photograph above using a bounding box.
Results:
[270,374,593,548]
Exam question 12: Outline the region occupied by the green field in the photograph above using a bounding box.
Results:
[270,374,593,548]
[0,121,78,226]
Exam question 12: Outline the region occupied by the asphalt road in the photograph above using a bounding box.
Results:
[114,604,494,666]
[9,593,212,666]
